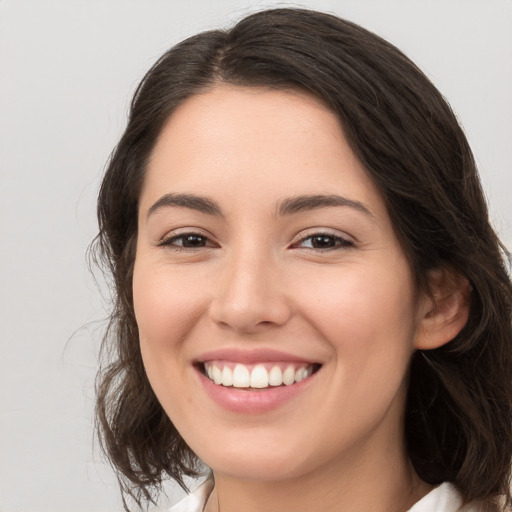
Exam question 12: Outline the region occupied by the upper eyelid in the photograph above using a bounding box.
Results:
[157,233,219,253]
[160,227,214,241]
[292,235,354,249]
[291,227,355,244]
[157,227,355,246]
[156,230,218,251]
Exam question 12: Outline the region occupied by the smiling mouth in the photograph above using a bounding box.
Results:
[199,361,322,390]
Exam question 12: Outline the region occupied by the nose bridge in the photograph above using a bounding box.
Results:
[227,245,270,302]
[209,238,290,332]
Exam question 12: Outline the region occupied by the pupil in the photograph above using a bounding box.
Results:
[312,235,335,248]
[184,235,205,247]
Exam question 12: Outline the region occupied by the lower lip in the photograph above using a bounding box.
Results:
[196,367,318,414]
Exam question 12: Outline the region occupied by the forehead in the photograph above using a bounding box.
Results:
[140,85,387,222]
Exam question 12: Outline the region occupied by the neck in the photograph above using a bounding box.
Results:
[204,434,431,512]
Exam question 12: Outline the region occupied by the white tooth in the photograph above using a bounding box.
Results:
[250,365,269,388]
[268,365,283,386]
[222,366,233,386]
[212,365,222,385]
[283,365,295,386]
[295,368,303,383]
[232,364,250,388]
[206,364,214,380]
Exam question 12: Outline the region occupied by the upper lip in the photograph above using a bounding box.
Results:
[195,348,320,365]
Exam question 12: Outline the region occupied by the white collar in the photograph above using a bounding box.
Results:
[169,480,475,512]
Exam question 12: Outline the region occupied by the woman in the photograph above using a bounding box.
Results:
[94,8,512,512]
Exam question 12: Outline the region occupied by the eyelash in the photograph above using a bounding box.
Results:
[158,230,354,252]
[291,232,354,251]
[158,232,216,251]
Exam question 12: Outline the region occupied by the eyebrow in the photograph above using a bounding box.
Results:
[147,193,224,218]
[146,192,373,219]
[277,194,374,218]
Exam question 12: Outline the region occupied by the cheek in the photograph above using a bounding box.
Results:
[290,264,417,446]
[132,260,204,397]
[132,261,207,422]
[133,261,203,347]
[294,261,418,379]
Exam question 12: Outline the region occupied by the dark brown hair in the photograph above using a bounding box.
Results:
[94,7,512,510]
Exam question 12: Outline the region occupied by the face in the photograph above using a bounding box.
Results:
[133,85,426,482]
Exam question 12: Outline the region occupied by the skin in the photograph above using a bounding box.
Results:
[133,85,469,512]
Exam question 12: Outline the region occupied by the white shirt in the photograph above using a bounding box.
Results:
[168,479,485,512]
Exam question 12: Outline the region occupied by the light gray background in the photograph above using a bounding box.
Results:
[1,1,511,511]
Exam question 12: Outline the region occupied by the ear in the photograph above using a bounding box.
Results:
[414,268,472,350]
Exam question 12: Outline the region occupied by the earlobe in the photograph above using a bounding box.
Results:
[414,268,472,350]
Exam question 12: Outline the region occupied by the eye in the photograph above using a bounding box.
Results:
[292,232,354,251]
[159,232,216,250]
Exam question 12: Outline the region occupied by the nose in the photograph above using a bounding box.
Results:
[208,250,292,334]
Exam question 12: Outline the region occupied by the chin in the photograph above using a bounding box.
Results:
[192,436,316,482]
